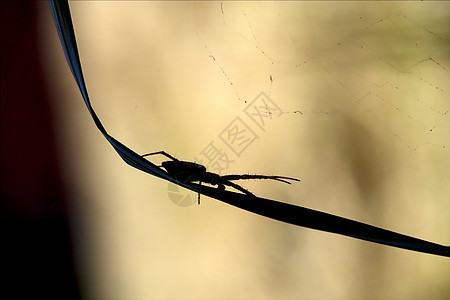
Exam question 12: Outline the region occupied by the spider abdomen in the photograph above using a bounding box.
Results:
[161,161,207,183]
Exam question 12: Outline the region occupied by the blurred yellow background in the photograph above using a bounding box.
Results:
[39,2,449,299]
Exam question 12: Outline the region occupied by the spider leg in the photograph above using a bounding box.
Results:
[220,180,256,197]
[198,181,202,205]
[221,174,300,184]
[141,151,178,161]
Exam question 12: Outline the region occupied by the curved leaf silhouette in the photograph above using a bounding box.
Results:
[48,0,449,258]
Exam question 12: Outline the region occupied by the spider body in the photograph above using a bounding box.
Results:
[142,151,300,204]
[160,160,221,186]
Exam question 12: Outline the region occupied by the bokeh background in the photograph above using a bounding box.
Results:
[7,1,448,299]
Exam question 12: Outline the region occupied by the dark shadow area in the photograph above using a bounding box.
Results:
[1,2,80,298]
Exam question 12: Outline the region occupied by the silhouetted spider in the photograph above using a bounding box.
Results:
[141,151,300,204]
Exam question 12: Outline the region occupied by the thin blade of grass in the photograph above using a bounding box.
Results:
[48,0,449,258]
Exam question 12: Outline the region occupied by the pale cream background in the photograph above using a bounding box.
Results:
[39,2,449,299]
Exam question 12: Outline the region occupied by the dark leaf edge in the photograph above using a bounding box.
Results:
[48,0,450,258]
